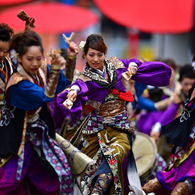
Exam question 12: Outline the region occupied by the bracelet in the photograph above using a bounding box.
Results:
[67,54,77,60]
[50,64,61,70]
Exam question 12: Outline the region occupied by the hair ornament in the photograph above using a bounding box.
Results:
[79,41,86,53]
[10,49,18,65]
[79,41,86,59]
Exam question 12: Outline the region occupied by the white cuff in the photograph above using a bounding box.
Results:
[128,62,138,69]
[151,122,162,133]
[70,85,80,93]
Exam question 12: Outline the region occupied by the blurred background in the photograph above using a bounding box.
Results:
[0,0,194,71]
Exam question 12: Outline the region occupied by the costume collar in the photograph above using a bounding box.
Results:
[17,64,46,86]
[82,59,117,89]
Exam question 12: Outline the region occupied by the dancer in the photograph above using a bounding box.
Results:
[0,31,77,194]
[56,34,172,195]
[0,23,15,107]
[0,18,35,107]
[150,64,195,141]
[136,58,178,137]
[142,75,195,194]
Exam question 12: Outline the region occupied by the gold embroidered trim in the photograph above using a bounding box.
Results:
[167,142,195,170]
[174,142,195,167]
[78,74,92,82]
[108,56,125,69]
[0,154,13,168]
[17,111,28,156]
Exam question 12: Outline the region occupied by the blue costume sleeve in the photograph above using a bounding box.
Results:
[137,96,157,111]
[8,80,52,110]
[47,64,71,94]
[135,82,147,98]
[8,65,71,110]
[134,81,157,111]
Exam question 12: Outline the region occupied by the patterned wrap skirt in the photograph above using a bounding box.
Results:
[80,126,130,195]
[0,119,73,195]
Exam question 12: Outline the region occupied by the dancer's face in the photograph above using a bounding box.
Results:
[0,41,9,63]
[181,77,195,95]
[84,48,105,71]
[18,46,43,76]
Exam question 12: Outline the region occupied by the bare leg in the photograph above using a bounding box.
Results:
[142,178,163,194]
[91,173,113,195]
[171,182,190,195]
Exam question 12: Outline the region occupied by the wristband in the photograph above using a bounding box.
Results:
[151,122,161,133]
[50,64,61,70]
[128,62,138,69]
[67,54,77,60]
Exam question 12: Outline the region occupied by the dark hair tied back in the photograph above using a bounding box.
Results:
[9,31,44,57]
[0,29,10,42]
[84,34,107,55]
[0,23,14,39]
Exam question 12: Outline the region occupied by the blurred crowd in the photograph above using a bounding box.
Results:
[125,57,195,187]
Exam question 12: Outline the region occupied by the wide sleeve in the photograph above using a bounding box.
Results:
[56,80,88,119]
[120,59,172,87]
[157,102,179,126]
[7,80,52,110]
[47,64,71,94]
